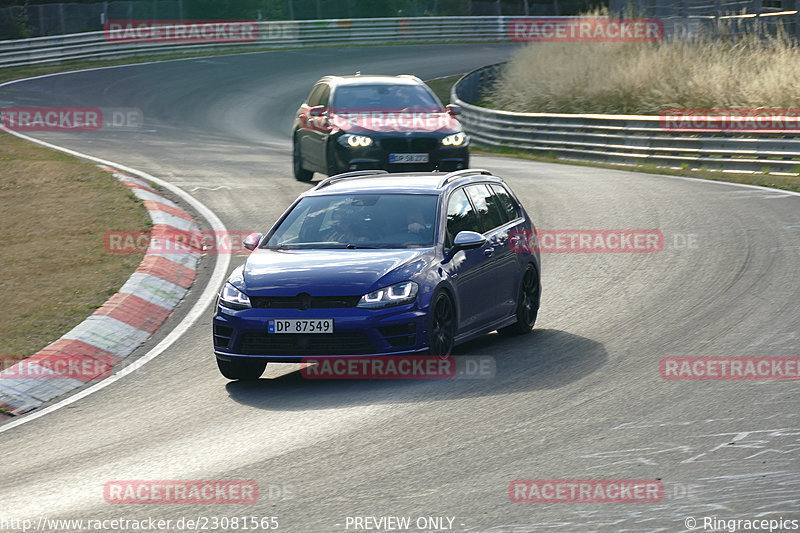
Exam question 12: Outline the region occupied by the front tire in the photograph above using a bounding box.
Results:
[499,265,540,335]
[428,290,456,356]
[293,137,313,182]
[217,357,267,381]
[325,143,341,177]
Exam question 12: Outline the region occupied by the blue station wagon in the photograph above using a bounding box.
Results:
[213,169,541,380]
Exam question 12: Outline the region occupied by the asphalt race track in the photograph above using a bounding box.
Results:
[1,44,799,532]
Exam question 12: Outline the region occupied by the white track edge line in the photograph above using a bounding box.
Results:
[0,130,230,434]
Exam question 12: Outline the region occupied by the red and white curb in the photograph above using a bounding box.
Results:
[0,168,202,416]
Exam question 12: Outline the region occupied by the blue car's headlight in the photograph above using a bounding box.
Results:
[219,283,251,309]
[357,281,418,309]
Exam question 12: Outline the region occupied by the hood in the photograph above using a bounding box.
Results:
[240,248,431,296]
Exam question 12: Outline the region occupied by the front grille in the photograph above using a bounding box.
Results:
[380,137,438,152]
[213,325,234,348]
[250,295,360,309]
[239,332,375,355]
[378,323,417,348]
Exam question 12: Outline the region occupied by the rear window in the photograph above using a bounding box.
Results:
[466,184,506,233]
[490,184,520,221]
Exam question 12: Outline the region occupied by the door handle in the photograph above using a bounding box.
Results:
[484,247,494,257]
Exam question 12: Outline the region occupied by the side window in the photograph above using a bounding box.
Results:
[490,184,520,221]
[466,184,505,233]
[445,188,481,248]
[318,86,331,107]
[306,83,325,106]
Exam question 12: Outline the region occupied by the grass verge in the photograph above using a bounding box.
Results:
[426,74,462,106]
[0,131,150,356]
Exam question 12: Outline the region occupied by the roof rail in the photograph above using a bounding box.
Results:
[437,168,493,188]
[314,170,389,190]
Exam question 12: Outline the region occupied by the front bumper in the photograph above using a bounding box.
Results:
[213,303,430,362]
[332,136,469,173]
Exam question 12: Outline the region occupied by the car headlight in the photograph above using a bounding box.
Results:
[357,281,418,309]
[219,283,251,309]
[441,132,467,146]
[345,135,373,147]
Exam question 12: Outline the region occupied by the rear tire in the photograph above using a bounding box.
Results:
[293,137,313,182]
[499,265,540,336]
[217,357,267,381]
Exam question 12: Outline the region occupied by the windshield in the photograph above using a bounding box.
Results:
[264,193,439,249]
[331,84,442,111]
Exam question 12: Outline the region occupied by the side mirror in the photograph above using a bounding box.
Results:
[243,232,263,251]
[446,104,461,117]
[308,105,327,117]
[452,230,485,252]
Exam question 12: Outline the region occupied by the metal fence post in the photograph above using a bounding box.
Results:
[795,0,800,40]
[754,0,762,35]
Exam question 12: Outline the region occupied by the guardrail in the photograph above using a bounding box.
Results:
[0,16,519,68]
[452,63,800,174]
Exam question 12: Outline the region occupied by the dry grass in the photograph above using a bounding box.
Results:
[489,23,800,114]
[0,132,149,356]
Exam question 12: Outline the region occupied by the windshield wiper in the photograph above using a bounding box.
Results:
[345,244,381,249]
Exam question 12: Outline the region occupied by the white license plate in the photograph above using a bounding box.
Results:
[390,153,429,163]
[268,319,333,334]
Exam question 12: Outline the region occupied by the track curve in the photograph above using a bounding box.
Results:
[1,44,799,532]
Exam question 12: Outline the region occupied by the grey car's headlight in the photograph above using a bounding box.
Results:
[357,281,418,309]
[219,283,251,309]
[441,132,467,146]
[344,134,373,147]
